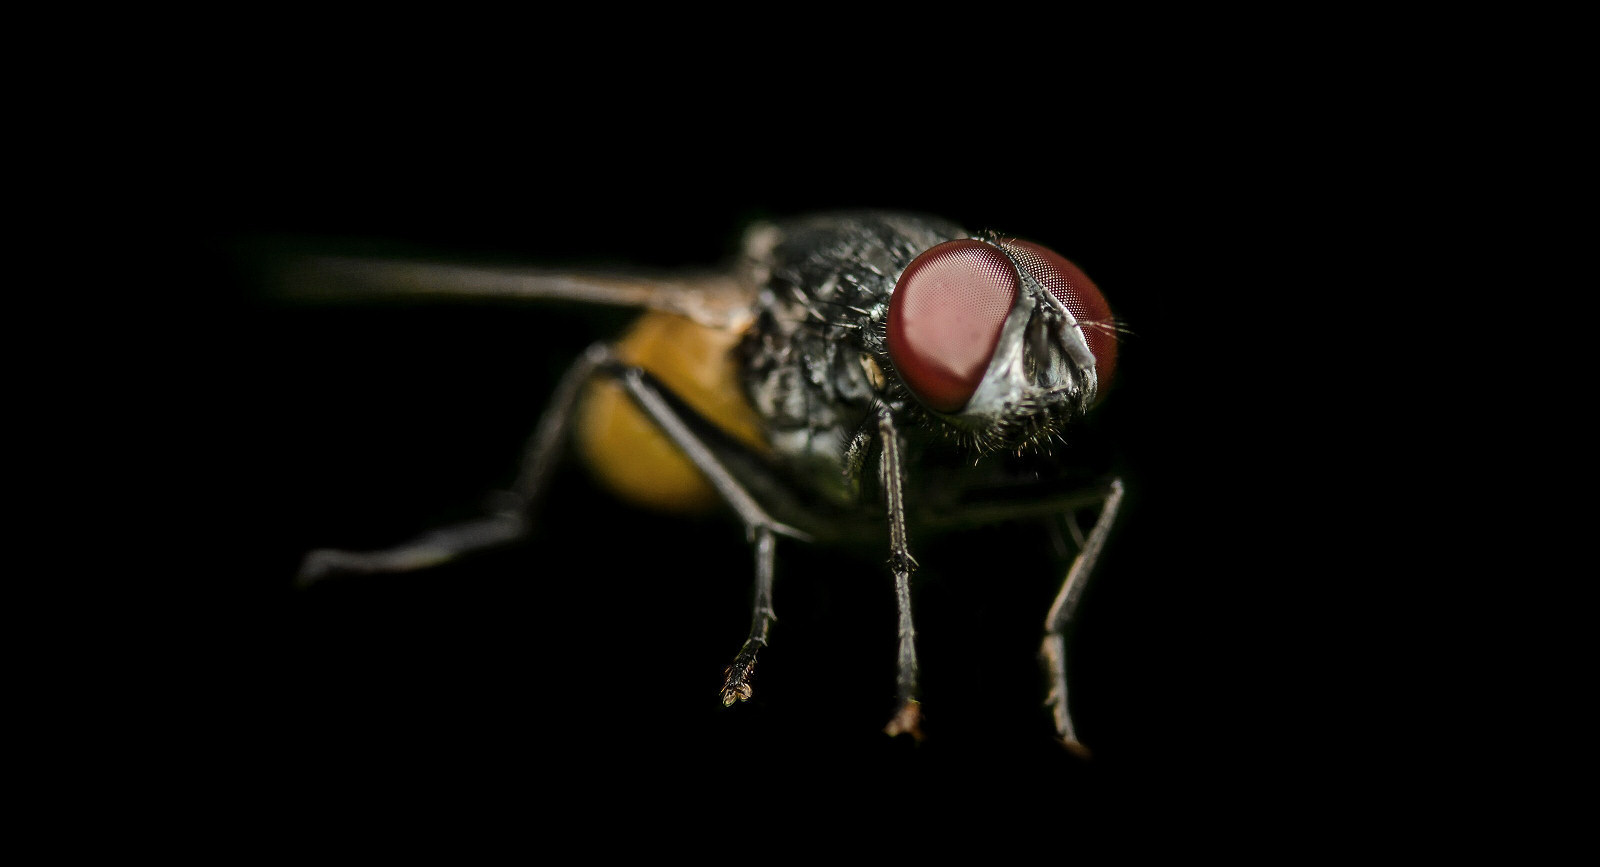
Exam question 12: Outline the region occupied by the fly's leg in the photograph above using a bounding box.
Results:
[720,526,775,705]
[876,407,924,740]
[1040,477,1124,756]
[589,357,809,707]
[597,360,809,548]
[296,343,610,586]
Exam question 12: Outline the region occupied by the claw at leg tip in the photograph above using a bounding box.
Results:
[883,700,924,741]
[1059,738,1093,760]
[720,680,752,707]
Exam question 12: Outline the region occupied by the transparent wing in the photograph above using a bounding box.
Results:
[268,253,759,330]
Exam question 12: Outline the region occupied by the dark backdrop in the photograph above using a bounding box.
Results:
[182,72,1331,832]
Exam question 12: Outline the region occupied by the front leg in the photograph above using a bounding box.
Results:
[1040,477,1124,756]
[875,407,924,740]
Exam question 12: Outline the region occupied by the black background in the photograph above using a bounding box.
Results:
[176,53,1343,835]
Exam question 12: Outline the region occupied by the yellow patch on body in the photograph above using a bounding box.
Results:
[576,312,766,513]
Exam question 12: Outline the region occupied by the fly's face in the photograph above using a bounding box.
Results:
[886,234,1117,454]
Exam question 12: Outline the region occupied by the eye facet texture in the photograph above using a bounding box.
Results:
[887,239,1020,413]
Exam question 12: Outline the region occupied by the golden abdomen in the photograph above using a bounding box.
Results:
[576,311,766,513]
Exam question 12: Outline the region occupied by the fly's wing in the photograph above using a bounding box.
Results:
[266,253,759,331]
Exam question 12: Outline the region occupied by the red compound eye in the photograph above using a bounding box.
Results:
[887,239,1020,413]
[1001,239,1117,391]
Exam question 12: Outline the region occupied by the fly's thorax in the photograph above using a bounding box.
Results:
[737,290,864,501]
[737,213,967,498]
[577,311,766,513]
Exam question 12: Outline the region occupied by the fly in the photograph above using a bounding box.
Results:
[270,211,1126,752]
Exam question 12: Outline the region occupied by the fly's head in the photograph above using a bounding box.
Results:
[882,233,1118,454]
